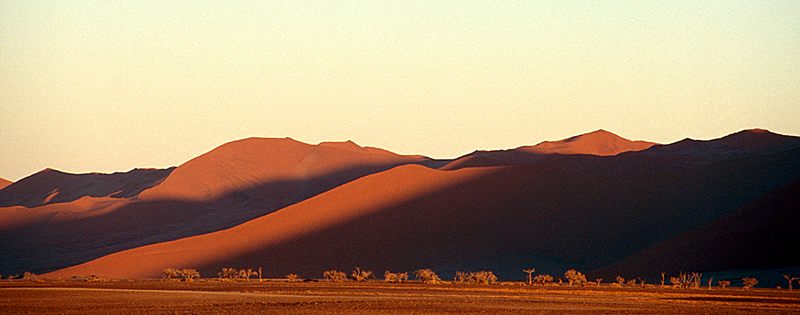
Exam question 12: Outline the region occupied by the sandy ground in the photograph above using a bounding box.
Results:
[2,280,800,314]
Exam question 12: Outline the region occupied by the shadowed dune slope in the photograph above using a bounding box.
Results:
[0,138,436,275]
[0,178,11,190]
[599,177,800,278]
[442,130,655,170]
[45,144,800,280]
[0,168,174,207]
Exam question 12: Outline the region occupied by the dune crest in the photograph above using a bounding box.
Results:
[520,129,655,156]
[138,137,433,201]
[0,178,13,190]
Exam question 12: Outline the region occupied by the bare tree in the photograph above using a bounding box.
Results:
[783,275,799,290]
[718,280,731,289]
[660,272,665,288]
[323,269,347,282]
[351,267,373,282]
[595,278,603,286]
[258,267,263,283]
[414,269,441,284]
[707,277,713,290]
[522,268,535,286]
[742,277,758,290]
[564,269,587,286]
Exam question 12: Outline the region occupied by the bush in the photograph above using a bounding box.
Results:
[180,269,200,282]
[742,277,758,290]
[384,271,407,283]
[84,275,108,282]
[533,274,554,285]
[352,267,373,282]
[286,273,299,282]
[22,272,37,281]
[414,269,441,284]
[564,269,587,286]
[455,271,497,285]
[162,268,180,280]
[218,267,238,280]
[323,269,347,282]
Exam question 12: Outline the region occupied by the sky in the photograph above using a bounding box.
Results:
[1,1,799,181]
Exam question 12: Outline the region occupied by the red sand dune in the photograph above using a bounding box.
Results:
[45,141,800,280]
[1,138,437,275]
[139,138,431,201]
[0,178,11,190]
[0,168,173,207]
[442,130,655,170]
[46,165,489,279]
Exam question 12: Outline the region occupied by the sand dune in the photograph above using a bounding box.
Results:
[0,168,174,207]
[1,138,437,275]
[44,139,800,280]
[139,138,432,201]
[442,130,655,170]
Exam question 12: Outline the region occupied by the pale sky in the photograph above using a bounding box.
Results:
[1,1,799,181]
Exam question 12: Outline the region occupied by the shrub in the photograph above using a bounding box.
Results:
[162,268,180,280]
[564,269,587,286]
[323,269,347,282]
[742,277,758,290]
[533,274,554,285]
[414,269,441,284]
[397,272,408,283]
[384,271,408,283]
[180,269,200,282]
[351,267,373,282]
[218,267,238,280]
[286,273,299,282]
[84,275,108,282]
[22,272,37,281]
